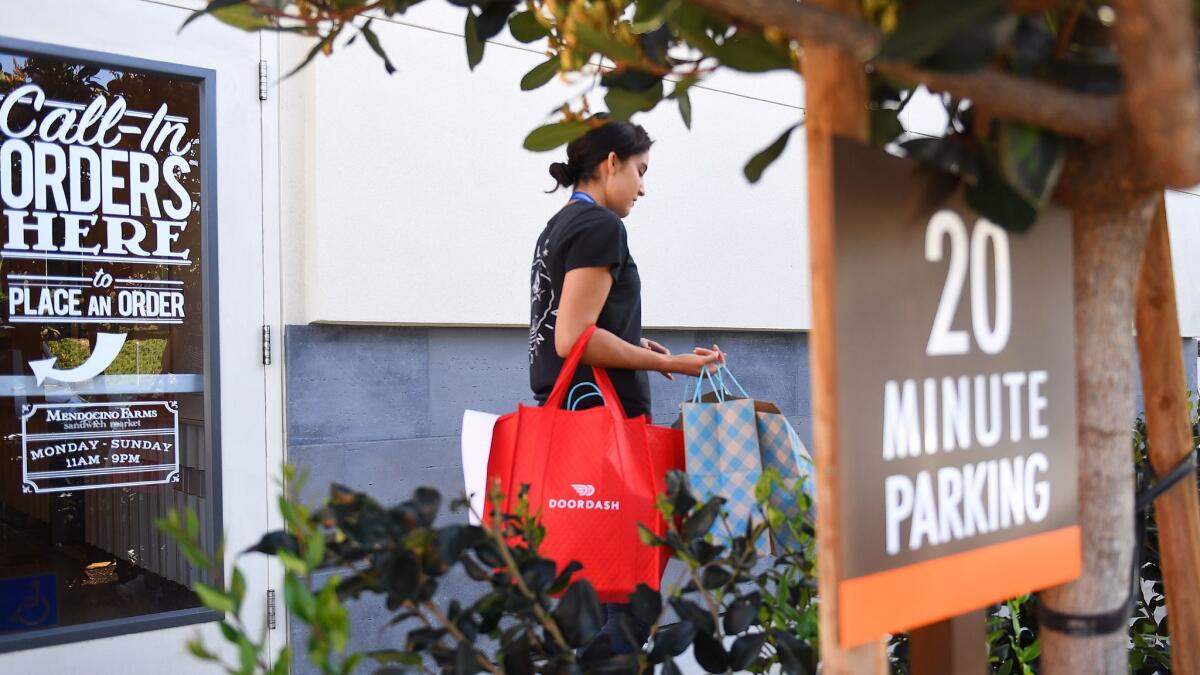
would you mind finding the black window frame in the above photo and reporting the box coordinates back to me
[0,34,223,654]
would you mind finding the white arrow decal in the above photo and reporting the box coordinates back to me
[29,332,127,385]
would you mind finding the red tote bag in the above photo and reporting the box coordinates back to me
[485,325,682,602]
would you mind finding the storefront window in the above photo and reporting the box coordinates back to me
[0,44,217,648]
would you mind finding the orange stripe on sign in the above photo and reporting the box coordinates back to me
[839,525,1081,648]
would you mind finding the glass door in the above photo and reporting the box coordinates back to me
[0,4,274,666]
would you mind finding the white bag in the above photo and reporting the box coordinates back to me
[460,410,499,525]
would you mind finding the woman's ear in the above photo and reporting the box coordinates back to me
[604,151,619,176]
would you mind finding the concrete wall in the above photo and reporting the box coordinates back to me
[284,324,811,668]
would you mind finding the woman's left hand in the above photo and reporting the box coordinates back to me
[641,338,674,379]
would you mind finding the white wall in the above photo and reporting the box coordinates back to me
[280,6,1200,336]
[1166,189,1200,337]
[280,3,809,330]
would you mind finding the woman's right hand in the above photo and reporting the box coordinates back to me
[665,345,725,377]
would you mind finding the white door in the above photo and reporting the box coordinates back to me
[0,1,279,672]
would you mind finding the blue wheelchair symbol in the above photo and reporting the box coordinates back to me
[0,574,58,631]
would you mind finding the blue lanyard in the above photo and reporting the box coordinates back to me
[570,191,597,205]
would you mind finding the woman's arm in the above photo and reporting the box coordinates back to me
[556,267,722,377]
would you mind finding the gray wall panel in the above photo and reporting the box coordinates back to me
[344,437,467,516]
[283,324,813,665]
[286,444,347,508]
[428,328,532,436]
[285,324,430,445]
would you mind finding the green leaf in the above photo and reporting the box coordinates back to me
[508,11,550,43]
[965,157,1037,232]
[185,509,200,540]
[339,653,364,675]
[180,0,246,32]
[669,76,697,129]
[370,650,424,665]
[869,107,904,147]
[668,4,720,56]
[193,581,237,615]
[724,591,762,634]
[475,2,513,41]
[651,621,697,659]
[997,122,1063,207]
[921,13,1018,73]
[285,32,335,79]
[237,633,258,674]
[572,23,643,65]
[317,578,350,653]
[272,647,291,675]
[523,120,590,152]
[729,632,768,671]
[1018,638,1041,662]
[278,549,309,577]
[638,522,666,547]
[876,0,1005,63]
[682,497,723,540]
[632,0,681,33]
[694,631,729,673]
[716,32,793,73]
[551,580,603,647]
[360,20,397,74]
[211,5,272,32]
[304,531,326,570]
[465,11,485,70]
[629,584,663,626]
[186,636,218,661]
[520,57,559,91]
[230,568,246,612]
[604,80,664,120]
[177,539,213,570]
[284,573,317,623]
[744,123,801,183]
[676,89,693,129]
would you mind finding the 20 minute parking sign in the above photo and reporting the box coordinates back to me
[831,140,1081,647]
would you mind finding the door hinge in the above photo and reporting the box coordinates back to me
[262,325,272,366]
[258,60,269,101]
[267,588,277,630]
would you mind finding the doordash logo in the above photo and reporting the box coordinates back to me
[549,483,618,511]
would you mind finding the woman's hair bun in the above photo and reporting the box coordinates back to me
[548,161,577,188]
[545,117,653,193]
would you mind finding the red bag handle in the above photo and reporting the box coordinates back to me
[544,325,629,419]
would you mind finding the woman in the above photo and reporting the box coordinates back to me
[528,115,723,654]
[530,116,723,414]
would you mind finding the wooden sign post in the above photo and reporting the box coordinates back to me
[810,136,1084,671]
[1135,195,1200,675]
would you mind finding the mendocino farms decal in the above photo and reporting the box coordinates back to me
[21,401,180,493]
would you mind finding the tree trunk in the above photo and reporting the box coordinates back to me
[1040,196,1156,674]
[1134,195,1200,675]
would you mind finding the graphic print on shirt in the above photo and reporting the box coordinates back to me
[529,241,556,364]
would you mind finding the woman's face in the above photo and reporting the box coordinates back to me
[603,151,648,218]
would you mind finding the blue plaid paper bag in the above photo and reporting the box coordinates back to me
[680,374,768,554]
[755,409,814,552]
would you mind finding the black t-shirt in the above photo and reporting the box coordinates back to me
[529,201,651,418]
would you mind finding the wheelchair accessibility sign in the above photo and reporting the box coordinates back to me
[0,574,57,631]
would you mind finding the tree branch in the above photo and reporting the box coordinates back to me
[688,0,1120,143]
[1112,0,1200,187]
[875,61,1118,143]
